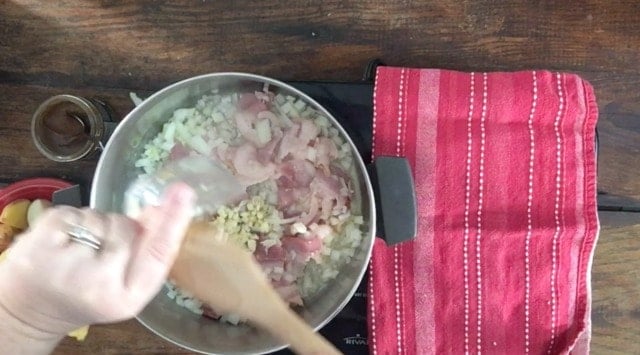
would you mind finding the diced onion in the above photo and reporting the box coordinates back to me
[255,119,272,146]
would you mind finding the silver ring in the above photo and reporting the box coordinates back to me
[67,224,102,250]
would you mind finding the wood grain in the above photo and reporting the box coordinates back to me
[591,212,640,355]
[53,320,190,355]
[1,1,639,353]
[1,0,639,204]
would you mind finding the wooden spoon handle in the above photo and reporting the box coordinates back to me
[253,302,342,355]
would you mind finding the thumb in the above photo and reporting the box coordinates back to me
[126,183,195,293]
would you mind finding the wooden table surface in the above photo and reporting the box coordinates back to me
[1,1,639,354]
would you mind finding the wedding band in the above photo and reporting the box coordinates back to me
[67,224,102,250]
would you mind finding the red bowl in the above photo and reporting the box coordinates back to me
[0,178,73,211]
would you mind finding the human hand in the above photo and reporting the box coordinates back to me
[0,183,195,340]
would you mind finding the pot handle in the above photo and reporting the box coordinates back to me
[367,156,417,245]
[91,97,119,149]
[98,93,146,148]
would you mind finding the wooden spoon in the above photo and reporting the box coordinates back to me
[169,221,342,355]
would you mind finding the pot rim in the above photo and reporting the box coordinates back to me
[90,72,376,354]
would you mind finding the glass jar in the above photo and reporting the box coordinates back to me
[31,94,113,162]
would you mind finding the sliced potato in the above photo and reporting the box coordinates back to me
[27,199,52,227]
[0,223,17,252]
[68,325,90,341]
[0,199,30,230]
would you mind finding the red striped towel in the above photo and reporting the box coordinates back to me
[367,67,599,354]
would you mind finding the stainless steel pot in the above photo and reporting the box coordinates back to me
[90,73,416,354]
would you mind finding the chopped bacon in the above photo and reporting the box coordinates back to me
[259,259,286,272]
[277,186,309,209]
[275,166,351,225]
[278,159,315,188]
[169,143,190,161]
[256,234,324,308]
[202,305,221,320]
[277,120,319,161]
[282,235,323,254]
[235,97,279,148]
[298,119,320,143]
[330,163,351,185]
[215,145,234,167]
[311,172,343,200]
[299,172,349,222]
[276,160,316,212]
[254,91,273,103]
[309,223,332,239]
[231,144,276,186]
[277,186,296,209]
[256,130,282,165]
[254,242,288,281]
[314,137,339,174]
[255,243,285,262]
[299,195,320,225]
[283,205,304,219]
[257,110,281,129]
[278,123,302,160]
[237,93,268,114]
[235,111,264,147]
[283,254,307,279]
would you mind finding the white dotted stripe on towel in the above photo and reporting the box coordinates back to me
[396,68,405,156]
[394,247,403,354]
[475,72,488,354]
[369,68,380,355]
[524,71,538,353]
[399,244,407,352]
[371,68,380,162]
[369,257,378,355]
[400,68,410,352]
[547,72,564,355]
[463,72,475,354]
[393,68,406,354]
[402,69,410,157]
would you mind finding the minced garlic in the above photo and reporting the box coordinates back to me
[210,196,280,252]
